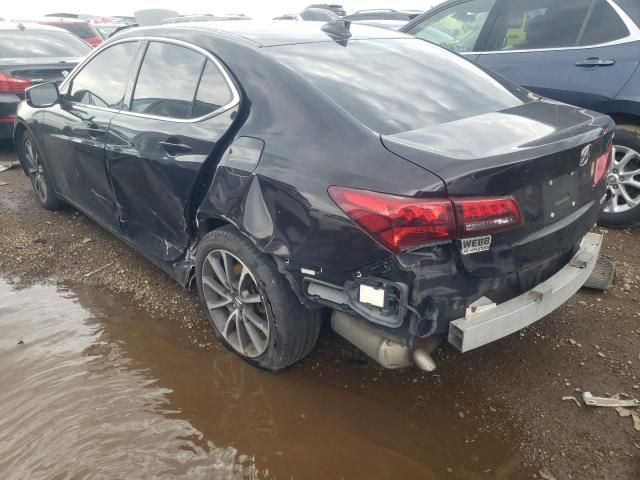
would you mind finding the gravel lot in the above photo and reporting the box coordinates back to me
[1,141,639,479]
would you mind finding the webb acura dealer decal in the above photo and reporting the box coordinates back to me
[460,235,492,255]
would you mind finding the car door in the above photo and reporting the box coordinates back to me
[476,0,640,111]
[402,0,505,60]
[40,41,140,229]
[106,40,240,262]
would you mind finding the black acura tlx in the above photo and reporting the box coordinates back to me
[15,20,612,371]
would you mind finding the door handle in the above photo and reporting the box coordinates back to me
[159,140,192,156]
[575,58,615,68]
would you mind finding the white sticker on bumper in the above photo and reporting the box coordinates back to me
[460,235,492,255]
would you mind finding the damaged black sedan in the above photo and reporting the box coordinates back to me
[15,21,612,371]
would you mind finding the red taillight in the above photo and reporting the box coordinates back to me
[328,186,455,253]
[453,196,522,237]
[593,141,612,186]
[328,187,523,253]
[0,73,31,94]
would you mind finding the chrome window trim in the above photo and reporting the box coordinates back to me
[61,36,240,123]
[454,0,640,55]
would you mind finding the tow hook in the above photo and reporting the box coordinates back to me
[331,311,439,372]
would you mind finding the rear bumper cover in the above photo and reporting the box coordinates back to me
[448,232,602,352]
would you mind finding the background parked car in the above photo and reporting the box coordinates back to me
[31,17,103,47]
[349,19,409,30]
[0,21,90,140]
[345,9,423,22]
[300,8,340,21]
[402,0,640,226]
[274,14,302,21]
[160,14,251,24]
[306,4,347,16]
[93,23,124,40]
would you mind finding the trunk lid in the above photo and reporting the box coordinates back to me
[382,100,612,279]
[2,58,80,86]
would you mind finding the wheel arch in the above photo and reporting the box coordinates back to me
[197,216,234,240]
[608,113,640,128]
[12,121,32,175]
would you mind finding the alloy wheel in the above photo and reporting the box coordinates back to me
[604,145,640,214]
[24,138,48,203]
[201,249,270,358]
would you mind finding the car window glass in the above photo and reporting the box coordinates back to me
[190,60,233,118]
[131,42,205,119]
[48,22,95,38]
[270,38,529,135]
[69,42,137,109]
[580,0,629,45]
[495,0,591,51]
[408,0,496,53]
[0,31,91,58]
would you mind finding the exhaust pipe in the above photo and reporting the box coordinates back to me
[331,311,437,372]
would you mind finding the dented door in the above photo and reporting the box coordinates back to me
[105,41,239,262]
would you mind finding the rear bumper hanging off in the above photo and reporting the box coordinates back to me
[448,232,603,353]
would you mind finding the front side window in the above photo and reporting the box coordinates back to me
[408,0,496,52]
[69,42,137,109]
[131,42,205,119]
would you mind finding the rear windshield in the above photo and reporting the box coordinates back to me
[96,25,117,38]
[269,38,530,134]
[47,22,96,38]
[0,30,91,58]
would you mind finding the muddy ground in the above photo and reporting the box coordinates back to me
[1,141,639,479]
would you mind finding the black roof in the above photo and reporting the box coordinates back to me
[153,20,408,47]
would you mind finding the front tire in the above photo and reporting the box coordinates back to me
[195,226,322,371]
[20,131,63,211]
[600,125,640,227]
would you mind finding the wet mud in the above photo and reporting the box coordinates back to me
[0,279,537,479]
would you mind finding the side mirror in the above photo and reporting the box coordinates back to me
[25,82,60,108]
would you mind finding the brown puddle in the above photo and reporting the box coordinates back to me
[0,279,536,479]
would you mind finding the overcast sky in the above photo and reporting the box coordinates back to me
[3,0,441,19]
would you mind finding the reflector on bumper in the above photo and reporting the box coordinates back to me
[448,232,603,352]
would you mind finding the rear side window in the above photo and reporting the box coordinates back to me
[495,0,591,50]
[131,42,205,120]
[580,0,629,45]
[191,60,234,118]
[0,31,90,58]
[69,42,137,109]
[408,0,496,53]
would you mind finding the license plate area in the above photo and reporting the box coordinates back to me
[542,173,580,221]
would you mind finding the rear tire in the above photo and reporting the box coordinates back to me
[19,131,63,211]
[195,225,322,371]
[600,125,640,227]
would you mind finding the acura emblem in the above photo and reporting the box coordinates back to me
[579,144,592,167]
